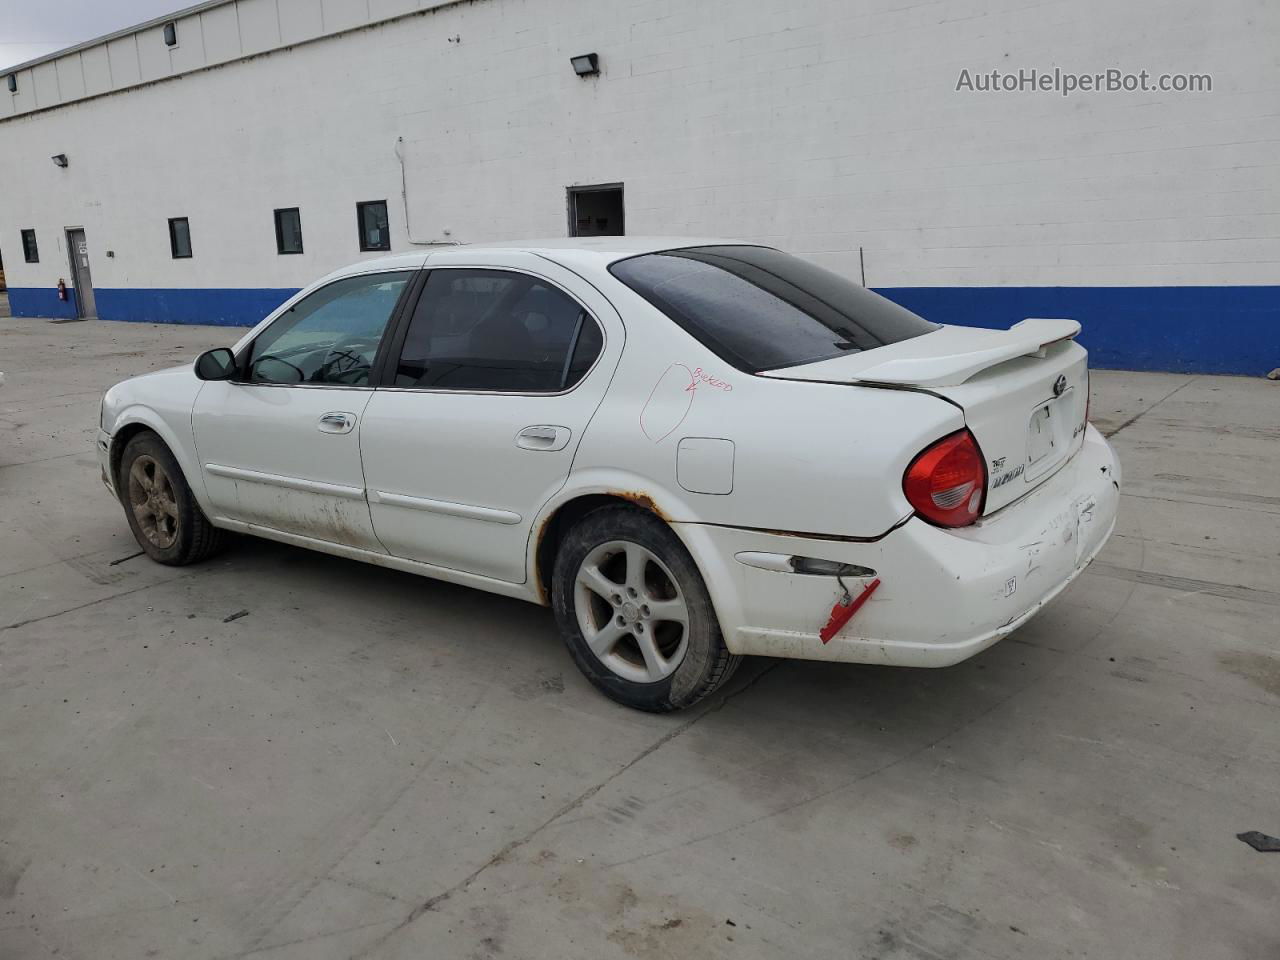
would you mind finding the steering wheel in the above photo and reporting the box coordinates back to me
[319,335,381,385]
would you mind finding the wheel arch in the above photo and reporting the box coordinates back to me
[532,484,695,607]
[108,407,210,514]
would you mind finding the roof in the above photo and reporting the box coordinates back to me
[3,0,235,75]
[477,237,745,260]
[330,238,752,280]
[1,0,473,122]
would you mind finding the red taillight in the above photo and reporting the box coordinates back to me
[903,429,987,528]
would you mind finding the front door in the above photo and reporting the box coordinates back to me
[66,229,96,318]
[191,269,416,550]
[360,253,620,583]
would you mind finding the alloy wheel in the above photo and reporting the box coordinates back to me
[127,455,180,549]
[574,540,690,683]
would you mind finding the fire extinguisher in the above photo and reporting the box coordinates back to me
[57,278,67,301]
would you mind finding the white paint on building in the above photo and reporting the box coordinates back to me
[0,0,1276,371]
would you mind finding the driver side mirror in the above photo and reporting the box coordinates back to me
[194,348,238,381]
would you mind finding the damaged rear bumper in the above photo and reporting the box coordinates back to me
[679,424,1120,667]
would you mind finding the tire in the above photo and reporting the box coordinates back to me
[117,431,226,566]
[552,505,740,712]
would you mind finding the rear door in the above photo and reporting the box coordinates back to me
[360,253,622,582]
[191,269,415,549]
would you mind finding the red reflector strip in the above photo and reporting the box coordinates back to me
[819,578,881,644]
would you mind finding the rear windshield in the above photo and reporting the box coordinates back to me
[610,245,937,372]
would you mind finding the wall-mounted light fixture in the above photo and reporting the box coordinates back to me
[51,153,69,168]
[6,74,16,93]
[570,53,600,78]
[163,22,177,46]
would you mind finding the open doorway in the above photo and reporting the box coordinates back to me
[567,183,624,237]
[65,228,97,319]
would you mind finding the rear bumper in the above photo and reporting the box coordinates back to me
[679,424,1120,666]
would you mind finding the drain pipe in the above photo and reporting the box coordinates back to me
[395,137,462,246]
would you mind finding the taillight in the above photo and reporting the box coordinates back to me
[903,429,987,528]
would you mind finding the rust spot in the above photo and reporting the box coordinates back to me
[615,490,670,522]
[533,513,555,606]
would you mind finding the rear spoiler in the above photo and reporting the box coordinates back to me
[845,318,1081,388]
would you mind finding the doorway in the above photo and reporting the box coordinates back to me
[66,228,97,319]
[567,184,624,237]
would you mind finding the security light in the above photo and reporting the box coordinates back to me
[163,22,177,46]
[570,53,599,77]
[6,74,15,93]
[51,153,69,168]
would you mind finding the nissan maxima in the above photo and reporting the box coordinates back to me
[98,239,1120,711]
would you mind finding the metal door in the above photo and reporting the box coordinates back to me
[66,229,97,318]
[360,252,623,583]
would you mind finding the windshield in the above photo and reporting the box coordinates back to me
[610,245,937,372]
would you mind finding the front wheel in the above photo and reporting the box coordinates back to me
[118,431,226,565]
[552,506,739,712]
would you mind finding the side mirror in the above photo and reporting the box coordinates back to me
[194,348,238,381]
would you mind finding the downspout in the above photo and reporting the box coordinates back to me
[395,136,462,246]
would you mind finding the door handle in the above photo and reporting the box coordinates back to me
[318,411,356,434]
[516,425,571,451]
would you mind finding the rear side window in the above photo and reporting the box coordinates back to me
[392,269,603,392]
[610,245,937,372]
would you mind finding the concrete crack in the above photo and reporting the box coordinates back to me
[351,660,782,958]
[1101,377,1196,439]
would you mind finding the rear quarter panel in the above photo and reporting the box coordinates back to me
[569,282,964,539]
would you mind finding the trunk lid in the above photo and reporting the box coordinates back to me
[760,318,1090,513]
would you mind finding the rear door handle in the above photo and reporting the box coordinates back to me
[516,425,571,451]
[318,411,356,434]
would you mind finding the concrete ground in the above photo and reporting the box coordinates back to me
[1,316,1278,960]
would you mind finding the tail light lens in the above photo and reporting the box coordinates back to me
[903,429,987,527]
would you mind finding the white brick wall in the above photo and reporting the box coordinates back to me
[1,0,1276,293]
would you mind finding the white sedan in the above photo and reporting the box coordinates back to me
[99,239,1120,711]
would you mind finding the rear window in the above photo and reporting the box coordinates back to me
[610,245,937,372]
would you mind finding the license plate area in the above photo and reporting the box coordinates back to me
[1025,388,1074,483]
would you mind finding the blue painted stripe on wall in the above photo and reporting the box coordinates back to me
[874,285,1279,377]
[95,287,300,327]
[8,283,1276,375]
[7,286,79,319]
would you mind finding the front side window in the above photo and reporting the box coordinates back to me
[357,200,390,252]
[274,207,303,254]
[247,271,412,386]
[392,269,603,392]
[20,229,38,262]
[610,245,938,373]
[168,217,192,259]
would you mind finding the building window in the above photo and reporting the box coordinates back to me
[168,217,192,259]
[274,207,304,254]
[567,183,624,237]
[163,22,177,46]
[21,229,38,263]
[357,200,390,252]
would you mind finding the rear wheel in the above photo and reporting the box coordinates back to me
[118,432,225,565]
[552,506,739,712]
